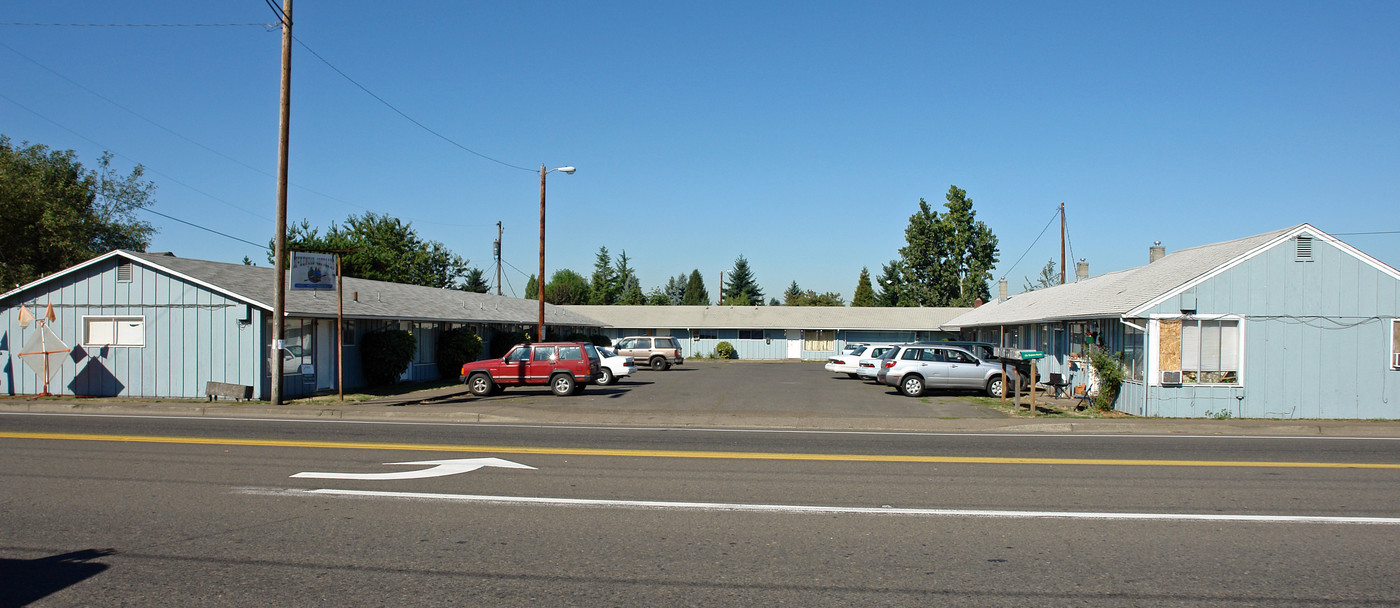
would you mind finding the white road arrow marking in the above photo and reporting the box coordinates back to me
[290,457,535,480]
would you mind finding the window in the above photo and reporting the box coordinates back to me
[505,347,530,362]
[1392,319,1399,370]
[943,349,976,364]
[1167,318,1240,384]
[804,330,834,352]
[342,320,357,346]
[413,322,437,364]
[84,316,144,347]
[738,329,763,340]
[693,329,718,340]
[656,337,679,349]
[1122,323,1145,381]
[558,345,583,361]
[532,346,557,361]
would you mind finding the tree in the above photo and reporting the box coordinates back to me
[682,269,709,305]
[276,212,473,289]
[588,246,617,305]
[890,186,999,306]
[524,274,538,300]
[782,281,803,306]
[613,250,646,304]
[722,255,764,306]
[663,273,688,305]
[1023,259,1058,292]
[461,267,490,293]
[1,136,156,288]
[646,288,671,305]
[875,261,903,307]
[851,267,876,307]
[544,269,590,305]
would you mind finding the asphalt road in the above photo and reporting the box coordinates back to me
[4,413,1400,606]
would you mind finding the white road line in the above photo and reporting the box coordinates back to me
[238,487,1400,525]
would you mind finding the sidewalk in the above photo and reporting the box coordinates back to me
[3,389,1398,437]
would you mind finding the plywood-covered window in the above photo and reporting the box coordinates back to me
[804,330,834,352]
[84,316,144,347]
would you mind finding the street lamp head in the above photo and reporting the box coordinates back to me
[557,166,576,174]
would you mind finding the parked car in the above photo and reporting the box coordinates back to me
[929,340,998,361]
[460,341,600,396]
[595,346,637,386]
[826,344,898,378]
[612,336,684,370]
[876,343,1017,398]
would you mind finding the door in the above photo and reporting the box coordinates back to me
[785,330,801,359]
[316,319,335,391]
[941,348,983,389]
[526,345,558,385]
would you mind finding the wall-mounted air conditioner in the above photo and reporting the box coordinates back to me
[1161,370,1183,385]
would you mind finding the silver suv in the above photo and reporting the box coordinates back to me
[876,343,1017,398]
[612,336,684,371]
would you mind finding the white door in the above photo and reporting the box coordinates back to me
[786,329,802,359]
[316,319,335,391]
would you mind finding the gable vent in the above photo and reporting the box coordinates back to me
[1295,235,1313,261]
[117,261,133,282]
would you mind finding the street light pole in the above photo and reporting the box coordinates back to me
[537,164,575,342]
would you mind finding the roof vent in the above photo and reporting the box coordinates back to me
[1296,235,1313,261]
[117,261,133,282]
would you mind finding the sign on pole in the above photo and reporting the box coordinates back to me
[290,251,337,291]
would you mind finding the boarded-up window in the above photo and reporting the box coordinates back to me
[84,316,144,347]
[804,330,834,352]
[1158,320,1181,371]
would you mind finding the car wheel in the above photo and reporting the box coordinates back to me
[650,357,666,371]
[900,374,925,397]
[986,375,1005,398]
[551,374,576,396]
[597,367,614,386]
[467,374,494,397]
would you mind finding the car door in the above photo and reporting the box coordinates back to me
[526,345,558,384]
[941,348,984,388]
[498,345,530,384]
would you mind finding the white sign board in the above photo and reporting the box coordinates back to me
[290,252,336,291]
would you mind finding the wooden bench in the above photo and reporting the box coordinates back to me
[205,381,253,402]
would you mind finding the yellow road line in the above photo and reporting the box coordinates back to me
[4,431,1399,469]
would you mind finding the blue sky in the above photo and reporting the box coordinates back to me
[3,1,1397,301]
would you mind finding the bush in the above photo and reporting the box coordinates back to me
[489,330,530,358]
[1087,346,1126,411]
[436,327,483,379]
[361,329,416,386]
[714,341,737,359]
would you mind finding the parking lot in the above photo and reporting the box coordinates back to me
[458,360,1006,420]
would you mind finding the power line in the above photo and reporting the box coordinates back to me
[292,36,535,173]
[998,207,1061,282]
[0,22,271,27]
[139,207,269,250]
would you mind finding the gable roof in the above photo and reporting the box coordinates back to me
[562,305,969,330]
[945,223,1333,328]
[2,250,603,327]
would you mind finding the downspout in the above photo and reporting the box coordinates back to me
[1119,317,1148,416]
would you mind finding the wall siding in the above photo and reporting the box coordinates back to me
[1142,236,1400,419]
[1,258,258,398]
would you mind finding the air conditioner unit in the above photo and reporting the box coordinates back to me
[1393,353,1400,370]
[1161,370,1183,385]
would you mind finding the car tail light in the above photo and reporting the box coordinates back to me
[883,359,897,369]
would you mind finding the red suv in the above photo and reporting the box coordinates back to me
[461,342,601,396]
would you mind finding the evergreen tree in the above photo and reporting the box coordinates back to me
[617,274,646,304]
[682,269,709,305]
[588,246,617,305]
[722,255,764,306]
[613,250,638,301]
[768,297,781,306]
[664,273,688,305]
[798,290,845,306]
[646,287,672,305]
[524,274,538,300]
[852,267,876,307]
[460,267,490,293]
[782,281,803,306]
[875,261,903,307]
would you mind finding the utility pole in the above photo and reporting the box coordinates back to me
[271,0,292,405]
[719,271,724,305]
[495,221,503,296]
[1059,203,1066,286]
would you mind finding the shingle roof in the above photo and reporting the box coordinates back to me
[120,251,602,327]
[944,225,1301,328]
[561,305,969,330]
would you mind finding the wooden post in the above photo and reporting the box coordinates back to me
[1000,360,1008,406]
[1028,360,1037,416]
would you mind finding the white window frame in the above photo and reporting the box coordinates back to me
[1150,314,1243,386]
[1391,319,1399,371]
[83,315,145,347]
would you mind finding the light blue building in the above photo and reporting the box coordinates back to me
[0,250,601,400]
[563,305,967,360]
[945,224,1400,419]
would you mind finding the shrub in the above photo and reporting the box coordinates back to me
[1087,346,1126,411]
[361,329,416,386]
[714,341,737,359]
[489,330,530,358]
[436,327,483,379]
